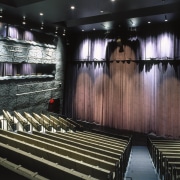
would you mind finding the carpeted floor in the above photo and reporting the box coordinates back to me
[124,146,160,180]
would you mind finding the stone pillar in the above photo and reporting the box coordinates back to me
[55,37,65,114]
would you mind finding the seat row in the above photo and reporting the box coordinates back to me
[148,136,180,180]
[2,110,82,132]
[0,128,131,179]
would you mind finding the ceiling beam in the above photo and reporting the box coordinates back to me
[61,2,180,27]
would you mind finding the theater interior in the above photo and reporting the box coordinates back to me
[0,0,180,179]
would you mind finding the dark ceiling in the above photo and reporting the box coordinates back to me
[0,0,180,36]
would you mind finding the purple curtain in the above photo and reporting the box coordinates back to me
[20,63,36,75]
[4,63,13,75]
[64,25,180,138]
[0,63,36,76]
[23,31,35,41]
[8,26,20,39]
[64,61,180,138]
[8,26,35,41]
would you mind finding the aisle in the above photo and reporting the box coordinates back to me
[124,146,160,180]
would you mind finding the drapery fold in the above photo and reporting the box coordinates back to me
[64,61,180,138]
[0,63,36,76]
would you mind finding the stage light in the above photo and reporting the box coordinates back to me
[22,16,26,25]
[71,6,75,10]
[0,9,3,18]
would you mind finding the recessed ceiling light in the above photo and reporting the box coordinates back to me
[148,21,151,24]
[40,12,44,16]
[82,29,84,32]
[71,6,75,10]
[100,10,104,13]
[93,28,96,31]
[111,0,115,2]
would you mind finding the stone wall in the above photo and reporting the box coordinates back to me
[0,80,60,113]
[0,37,65,115]
[55,37,65,114]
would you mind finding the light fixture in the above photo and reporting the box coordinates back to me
[71,6,75,10]
[129,19,134,26]
[55,26,58,34]
[164,15,168,22]
[40,12,44,16]
[40,22,44,30]
[82,29,84,32]
[0,9,3,18]
[148,21,151,24]
[93,28,96,31]
[62,29,66,36]
[22,16,26,25]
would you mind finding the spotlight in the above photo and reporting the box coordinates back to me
[55,26,58,35]
[71,6,75,10]
[62,29,66,36]
[0,9,3,18]
[40,22,44,30]
[22,16,26,25]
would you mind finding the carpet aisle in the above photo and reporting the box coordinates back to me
[124,146,160,180]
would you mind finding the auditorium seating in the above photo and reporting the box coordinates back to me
[24,112,42,131]
[2,110,81,133]
[0,139,96,180]
[0,156,48,180]
[1,110,132,179]
[41,113,61,131]
[2,110,16,131]
[50,115,70,132]
[66,117,84,131]
[148,136,180,180]
[14,111,30,131]
[33,112,52,131]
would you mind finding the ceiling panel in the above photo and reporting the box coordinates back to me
[0,0,179,34]
[0,0,45,7]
